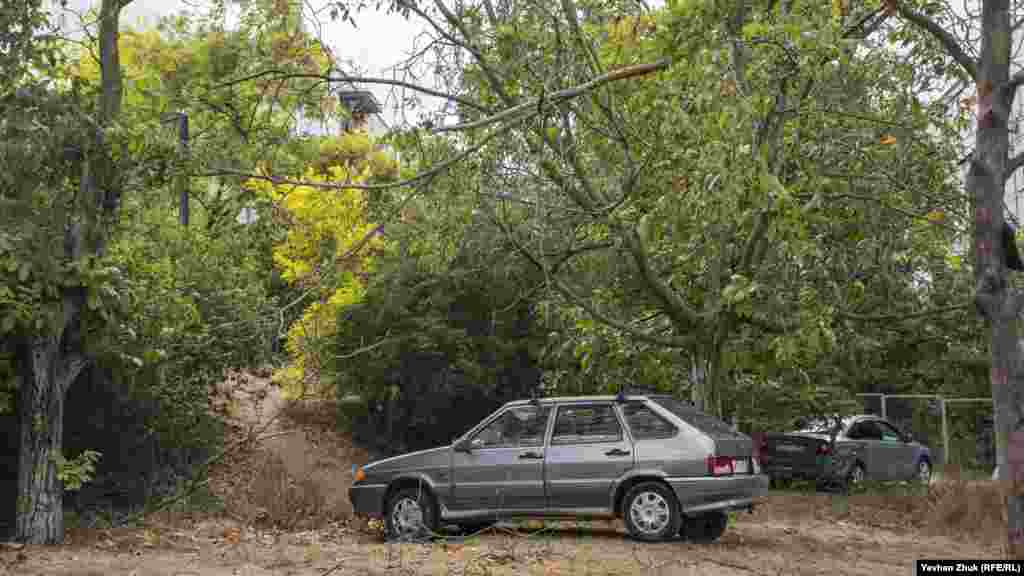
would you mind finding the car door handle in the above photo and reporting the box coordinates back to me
[518,451,543,460]
[605,448,631,457]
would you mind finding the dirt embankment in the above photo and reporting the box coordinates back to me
[0,372,1009,575]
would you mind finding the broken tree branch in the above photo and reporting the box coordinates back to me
[434,59,671,133]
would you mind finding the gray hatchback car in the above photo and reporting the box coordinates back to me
[349,394,769,542]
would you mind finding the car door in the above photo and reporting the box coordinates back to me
[876,420,916,480]
[544,402,634,511]
[845,419,884,479]
[451,405,552,512]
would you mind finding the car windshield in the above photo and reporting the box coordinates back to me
[795,417,851,435]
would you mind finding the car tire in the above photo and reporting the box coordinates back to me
[916,458,931,484]
[384,486,439,542]
[622,482,682,542]
[682,510,728,543]
[844,462,866,492]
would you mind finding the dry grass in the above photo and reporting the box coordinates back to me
[246,451,333,530]
[922,466,1006,543]
[762,465,1008,546]
[203,374,372,532]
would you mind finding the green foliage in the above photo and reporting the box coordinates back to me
[329,194,546,451]
[419,0,971,422]
[52,450,101,492]
[105,202,276,449]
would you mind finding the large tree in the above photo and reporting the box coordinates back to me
[1,0,125,544]
[890,0,1024,557]
[330,0,963,417]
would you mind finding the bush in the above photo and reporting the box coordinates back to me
[331,237,545,456]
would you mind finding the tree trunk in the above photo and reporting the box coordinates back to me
[14,336,66,544]
[12,0,122,545]
[973,0,1024,559]
[689,351,707,411]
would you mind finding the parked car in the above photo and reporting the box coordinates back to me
[349,394,768,542]
[760,415,931,490]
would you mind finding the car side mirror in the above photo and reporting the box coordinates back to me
[454,439,472,453]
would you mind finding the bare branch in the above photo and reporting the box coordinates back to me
[836,304,968,322]
[1000,69,1024,105]
[500,219,697,349]
[435,59,670,133]
[622,226,702,330]
[426,0,513,104]
[213,69,492,114]
[1005,151,1024,183]
[895,3,978,82]
[201,117,517,192]
[337,335,398,359]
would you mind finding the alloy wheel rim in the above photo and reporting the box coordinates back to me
[391,497,424,537]
[629,491,671,535]
[852,465,865,484]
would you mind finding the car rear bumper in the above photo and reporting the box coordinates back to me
[761,462,826,481]
[667,474,769,515]
[349,483,388,518]
[762,456,849,484]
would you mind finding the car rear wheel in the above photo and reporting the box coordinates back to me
[917,459,931,484]
[682,510,728,543]
[622,482,682,542]
[385,487,438,541]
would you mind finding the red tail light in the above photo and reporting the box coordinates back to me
[707,455,735,476]
[816,443,831,456]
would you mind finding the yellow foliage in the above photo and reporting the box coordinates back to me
[927,209,945,224]
[247,133,393,399]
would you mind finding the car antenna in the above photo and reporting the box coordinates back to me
[615,382,626,403]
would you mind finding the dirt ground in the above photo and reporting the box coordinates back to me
[0,373,1007,575]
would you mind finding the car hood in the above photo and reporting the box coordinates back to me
[364,446,451,473]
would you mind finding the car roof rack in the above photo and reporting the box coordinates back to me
[615,385,664,403]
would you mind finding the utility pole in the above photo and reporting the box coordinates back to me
[176,113,189,227]
[161,112,189,226]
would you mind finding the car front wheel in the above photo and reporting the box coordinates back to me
[844,462,866,492]
[682,510,728,543]
[384,486,438,541]
[622,482,682,542]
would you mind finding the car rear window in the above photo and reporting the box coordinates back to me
[650,397,746,438]
[621,402,677,440]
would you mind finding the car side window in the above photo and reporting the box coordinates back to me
[878,421,904,442]
[471,406,551,449]
[849,421,882,440]
[551,404,622,445]
[621,402,677,440]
